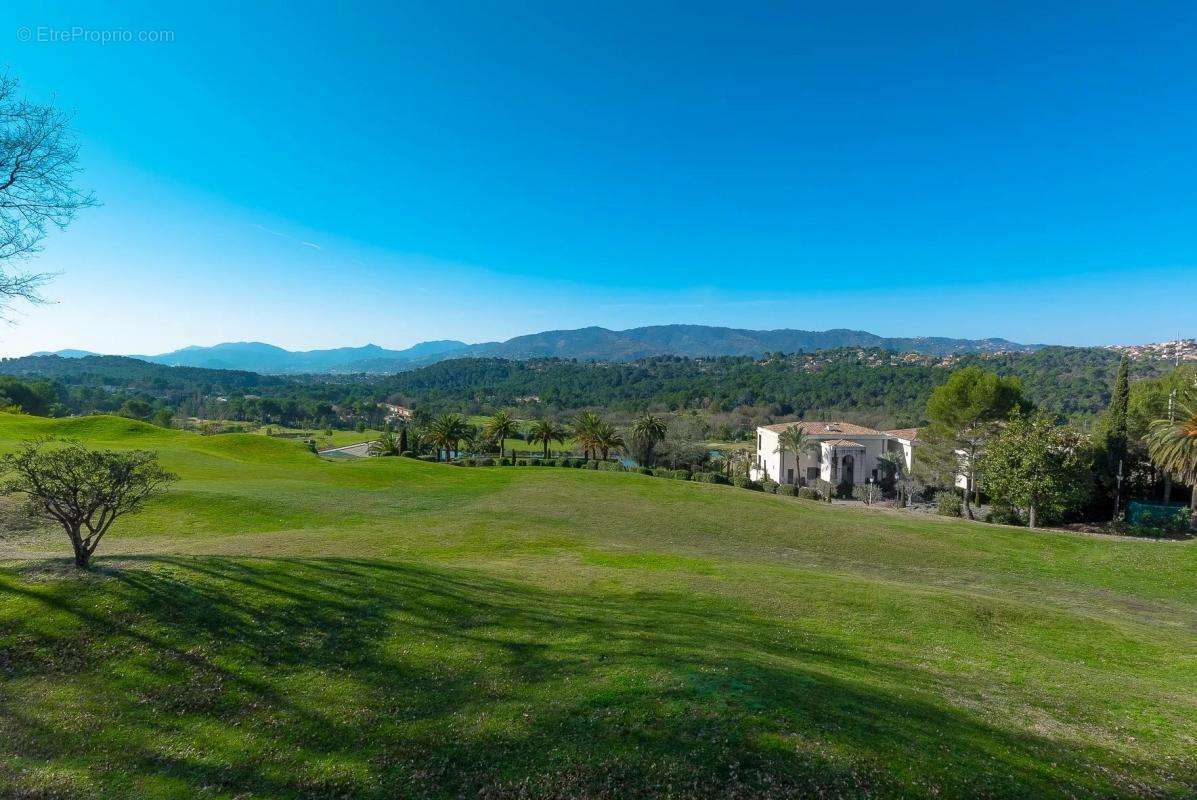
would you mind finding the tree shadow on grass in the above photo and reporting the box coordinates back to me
[0,555,1191,799]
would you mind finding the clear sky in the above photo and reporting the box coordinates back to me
[1,1,1194,356]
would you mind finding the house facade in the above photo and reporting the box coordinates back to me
[750,421,919,487]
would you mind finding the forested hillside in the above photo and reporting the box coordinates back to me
[0,346,1174,430]
[378,346,1166,425]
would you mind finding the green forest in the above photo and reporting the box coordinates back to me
[0,346,1179,433]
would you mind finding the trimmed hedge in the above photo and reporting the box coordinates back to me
[797,487,821,500]
[777,484,799,497]
[732,476,763,491]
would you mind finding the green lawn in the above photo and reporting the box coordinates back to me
[0,413,1193,799]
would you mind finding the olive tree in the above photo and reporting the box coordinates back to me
[978,411,1093,528]
[2,439,176,568]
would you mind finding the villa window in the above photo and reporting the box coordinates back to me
[807,467,818,480]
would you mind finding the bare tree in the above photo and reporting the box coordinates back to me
[0,72,97,319]
[3,439,176,568]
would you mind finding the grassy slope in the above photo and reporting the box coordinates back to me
[0,413,1193,799]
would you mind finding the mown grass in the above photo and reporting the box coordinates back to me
[0,413,1194,799]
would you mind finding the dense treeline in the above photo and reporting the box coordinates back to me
[0,347,1178,431]
[377,347,1169,426]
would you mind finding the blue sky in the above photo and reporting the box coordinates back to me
[0,1,1194,355]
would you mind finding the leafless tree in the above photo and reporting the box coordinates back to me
[0,72,97,319]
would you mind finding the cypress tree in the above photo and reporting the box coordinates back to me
[398,425,408,454]
[1107,355,1130,469]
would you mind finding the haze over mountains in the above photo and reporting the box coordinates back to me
[30,325,1042,374]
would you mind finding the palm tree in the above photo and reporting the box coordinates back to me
[368,428,401,457]
[528,418,566,458]
[594,421,626,461]
[630,414,668,467]
[483,410,519,459]
[460,425,482,455]
[774,424,817,484]
[572,411,602,460]
[1147,393,1197,527]
[727,449,752,479]
[428,413,470,461]
[406,427,427,456]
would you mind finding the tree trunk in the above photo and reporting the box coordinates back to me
[1162,474,1172,502]
[962,477,973,520]
[1028,505,1038,528]
[73,547,90,569]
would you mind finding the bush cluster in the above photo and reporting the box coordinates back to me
[935,490,963,517]
[985,504,1024,525]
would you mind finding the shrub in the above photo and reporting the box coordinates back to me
[810,479,834,501]
[797,487,821,500]
[543,458,558,467]
[637,466,654,476]
[777,484,799,497]
[708,473,730,485]
[476,457,495,467]
[516,459,529,466]
[733,475,763,491]
[418,455,438,462]
[499,457,513,466]
[598,461,625,472]
[851,484,881,505]
[585,460,601,470]
[986,503,1024,526]
[835,481,854,499]
[400,451,414,458]
[761,478,779,494]
[692,472,713,483]
[936,490,963,517]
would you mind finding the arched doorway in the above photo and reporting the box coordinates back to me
[842,454,855,486]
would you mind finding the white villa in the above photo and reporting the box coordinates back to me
[750,421,920,487]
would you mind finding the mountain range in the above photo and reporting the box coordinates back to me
[28,325,1041,374]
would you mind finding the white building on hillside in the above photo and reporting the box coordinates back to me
[750,421,920,487]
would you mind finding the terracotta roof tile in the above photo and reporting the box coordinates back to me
[884,428,920,441]
[760,420,883,436]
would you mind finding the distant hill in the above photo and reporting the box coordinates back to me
[30,349,99,359]
[0,354,286,391]
[131,340,469,374]
[465,325,1040,362]
[22,326,1040,374]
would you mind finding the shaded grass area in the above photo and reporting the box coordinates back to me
[0,414,1195,798]
[2,556,1191,799]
